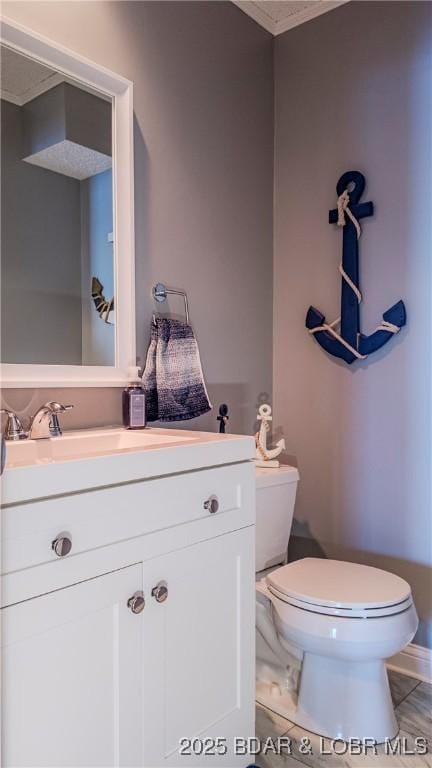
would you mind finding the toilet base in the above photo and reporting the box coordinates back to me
[256,652,398,743]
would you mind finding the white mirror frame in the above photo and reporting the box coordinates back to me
[0,17,136,387]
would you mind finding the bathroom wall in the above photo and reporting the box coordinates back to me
[273,1,432,647]
[22,82,112,158]
[1,1,274,435]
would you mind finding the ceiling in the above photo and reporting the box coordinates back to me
[0,45,109,105]
[232,0,350,35]
[0,45,63,105]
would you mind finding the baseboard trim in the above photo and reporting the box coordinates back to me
[387,643,432,684]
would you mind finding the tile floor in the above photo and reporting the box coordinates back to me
[255,671,432,768]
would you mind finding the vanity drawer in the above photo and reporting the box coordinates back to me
[1,462,254,575]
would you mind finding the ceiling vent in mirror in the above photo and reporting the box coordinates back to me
[24,140,111,180]
[22,82,111,180]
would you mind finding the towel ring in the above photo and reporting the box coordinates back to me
[152,283,190,324]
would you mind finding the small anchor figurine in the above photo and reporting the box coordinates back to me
[306,170,406,364]
[255,404,285,469]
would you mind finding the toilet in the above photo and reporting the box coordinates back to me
[255,466,418,742]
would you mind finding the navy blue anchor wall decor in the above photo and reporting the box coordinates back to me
[306,171,406,364]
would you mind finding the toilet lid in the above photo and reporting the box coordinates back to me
[267,558,412,612]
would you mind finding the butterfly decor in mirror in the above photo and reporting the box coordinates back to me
[0,20,135,387]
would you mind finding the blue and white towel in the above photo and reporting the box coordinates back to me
[142,318,212,422]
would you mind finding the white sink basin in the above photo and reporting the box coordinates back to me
[5,427,195,468]
[1,426,255,507]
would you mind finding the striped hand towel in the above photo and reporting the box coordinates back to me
[143,318,212,422]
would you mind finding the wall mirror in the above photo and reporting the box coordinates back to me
[0,18,135,387]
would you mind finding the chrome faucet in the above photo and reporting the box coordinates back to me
[0,409,27,441]
[29,402,73,440]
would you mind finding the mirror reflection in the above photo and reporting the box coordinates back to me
[1,45,115,366]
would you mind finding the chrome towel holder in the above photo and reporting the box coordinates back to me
[152,283,190,325]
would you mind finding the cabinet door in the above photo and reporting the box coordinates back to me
[142,526,255,767]
[1,564,144,768]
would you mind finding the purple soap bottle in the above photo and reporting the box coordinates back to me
[122,377,146,429]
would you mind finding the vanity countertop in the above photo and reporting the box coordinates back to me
[1,426,255,506]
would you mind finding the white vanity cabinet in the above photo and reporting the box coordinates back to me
[141,527,254,767]
[2,564,145,768]
[1,436,255,768]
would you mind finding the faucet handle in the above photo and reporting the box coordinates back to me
[0,409,27,441]
[46,403,73,437]
[44,402,74,413]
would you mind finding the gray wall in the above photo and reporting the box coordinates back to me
[273,1,432,646]
[64,84,111,157]
[1,99,83,364]
[1,1,274,436]
[23,83,111,157]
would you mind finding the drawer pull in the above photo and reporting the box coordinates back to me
[51,534,72,557]
[204,495,219,514]
[151,581,168,603]
[127,591,145,614]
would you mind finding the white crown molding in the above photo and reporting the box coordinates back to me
[388,643,432,684]
[275,0,350,35]
[233,1,350,36]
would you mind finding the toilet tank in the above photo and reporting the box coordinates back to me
[255,465,299,573]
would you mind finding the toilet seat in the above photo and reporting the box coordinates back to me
[268,585,413,618]
[266,558,413,619]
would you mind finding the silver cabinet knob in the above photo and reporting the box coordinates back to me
[204,495,219,514]
[51,534,72,557]
[127,591,145,614]
[151,581,168,603]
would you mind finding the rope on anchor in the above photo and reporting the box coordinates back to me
[337,188,361,239]
[309,188,401,359]
[309,316,367,360]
